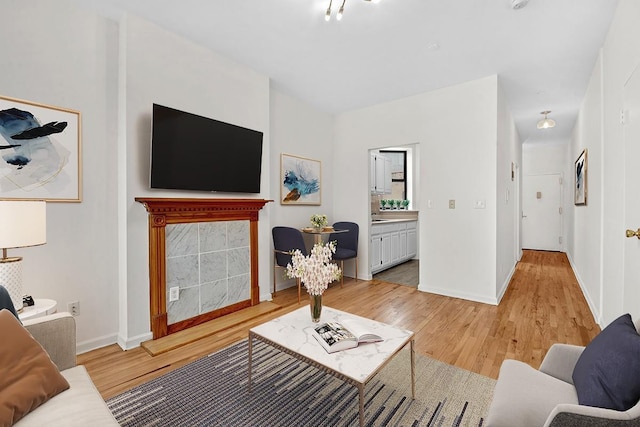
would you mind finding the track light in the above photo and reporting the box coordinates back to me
[337,0,346,20]
[325,0,332,21]
[325,0,379,21]
[537,111,556,129]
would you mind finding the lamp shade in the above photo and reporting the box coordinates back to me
[0,201,46,250]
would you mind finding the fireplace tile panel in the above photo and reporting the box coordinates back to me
[166,223,198,257]
[167,286,199,324]
[166,254,199,290]
[201,278,229,312]
[200,251,228,283]
[166,220,251,325]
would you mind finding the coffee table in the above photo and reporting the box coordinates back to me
[248,306,415,426]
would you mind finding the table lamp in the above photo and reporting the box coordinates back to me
[0,200,46,312]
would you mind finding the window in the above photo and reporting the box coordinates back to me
[380,150,406,201]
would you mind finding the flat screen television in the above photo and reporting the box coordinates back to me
[150,104,263,193]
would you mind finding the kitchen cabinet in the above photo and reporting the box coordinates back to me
[370,153,391,195]
[370,220,417,274]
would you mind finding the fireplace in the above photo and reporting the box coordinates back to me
[135,198,271,339]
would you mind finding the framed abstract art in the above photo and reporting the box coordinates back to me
[574,149,587,205]
[0,95,82,202]
[280,153,321,205]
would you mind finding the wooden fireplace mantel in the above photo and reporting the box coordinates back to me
[135,197,272,339]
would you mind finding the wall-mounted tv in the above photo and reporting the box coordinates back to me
[150,104,263,193]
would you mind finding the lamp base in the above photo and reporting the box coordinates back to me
[0,256,24,313]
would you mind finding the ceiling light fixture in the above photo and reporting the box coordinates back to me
[537,111,556,129]
[325,0,333,21]
[325,0,380,21]
[511,0,529,10]
[337,0,346,20]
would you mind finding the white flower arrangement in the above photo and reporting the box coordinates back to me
[286,241,341,296]
[310,214,328,229]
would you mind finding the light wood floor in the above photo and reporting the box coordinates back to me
[78,250,600,400]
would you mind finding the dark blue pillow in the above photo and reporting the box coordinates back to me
[572,313,640,411]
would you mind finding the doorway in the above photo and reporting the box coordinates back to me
[623,62,640,319]
[368,144,419,286]
[522,173,563,251]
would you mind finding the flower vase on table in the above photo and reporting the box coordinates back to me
[286,241,341,323]
[309,294,322,323]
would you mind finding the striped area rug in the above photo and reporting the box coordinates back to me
[107,339,495,426]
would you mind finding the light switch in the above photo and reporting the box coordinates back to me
[449,200,455,209]
[474,200,486,209]
[536,191,542,199]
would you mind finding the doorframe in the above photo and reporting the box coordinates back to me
[515,162,522,261]
[521,172,564,252]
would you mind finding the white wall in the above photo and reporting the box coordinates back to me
[334,76,507,304]
[566,0,640,327]
[269,89,335,289]
[599,0,640,325]
[121,15,272,347]
[495,81,522,301]
[0,0,120,351]
[567,51,604,322]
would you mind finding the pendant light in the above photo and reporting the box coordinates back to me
[537,111,556,129]
[325,0,380,21]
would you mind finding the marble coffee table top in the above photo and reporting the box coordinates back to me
[249,306,414,384]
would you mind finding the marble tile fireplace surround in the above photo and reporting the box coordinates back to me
[136,198,271,339]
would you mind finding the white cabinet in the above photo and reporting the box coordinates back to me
[370,153,392,195]
[407,222,417,258]
[371,220,417,274]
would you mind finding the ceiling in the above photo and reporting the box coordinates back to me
[83,0,619,145]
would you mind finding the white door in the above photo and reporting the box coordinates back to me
[522,174,562,251]
[623,64,640,318]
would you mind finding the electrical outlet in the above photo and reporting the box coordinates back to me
[449,199,456,209]
[68,301,80,316]
[169,286,180,302]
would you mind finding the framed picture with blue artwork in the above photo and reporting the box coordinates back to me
[0,95,81,202]
[574,149,587,205]
[280,153,321,205]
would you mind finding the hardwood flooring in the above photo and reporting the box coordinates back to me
[373,259,419,287]
[78,250,600,400]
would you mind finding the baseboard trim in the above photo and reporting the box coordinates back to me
[116,331,153,351]
[418,284,498,306]
[566,252,602,327]
[77,333,119,355]
[496,263,517,304]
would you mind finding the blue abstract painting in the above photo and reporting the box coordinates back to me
[281,154,321,205]
[0,96,80,201]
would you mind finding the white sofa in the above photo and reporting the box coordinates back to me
[16,312,118,426]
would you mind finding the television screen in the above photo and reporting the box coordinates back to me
[150,104,263,193]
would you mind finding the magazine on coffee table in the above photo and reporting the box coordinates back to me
[312,319,384,353]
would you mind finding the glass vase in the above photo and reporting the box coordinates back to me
[309,294,322,323]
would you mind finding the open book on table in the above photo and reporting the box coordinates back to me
[312,319,383,353]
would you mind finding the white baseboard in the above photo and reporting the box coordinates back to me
[116,331,153,351]
[496,263,517,304]
[566,252,602,327]
[418,284,498,306]
[76,333,119,355]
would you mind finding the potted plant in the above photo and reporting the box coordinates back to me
[402,200,410,210]
[310,214,328,230]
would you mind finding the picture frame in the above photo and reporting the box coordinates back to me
[0,95,82,202]
[574,149,587,205]
[280,153,321,205]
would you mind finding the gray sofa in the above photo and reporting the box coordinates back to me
[15,312,118,426]
[486,341,640,426]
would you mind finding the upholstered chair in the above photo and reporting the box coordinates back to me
[272,226,307,303]
[328,221,359,287]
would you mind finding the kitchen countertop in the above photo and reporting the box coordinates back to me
[370,218,418,224]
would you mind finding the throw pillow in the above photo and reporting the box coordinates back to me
[0,309,70,426]
[572,313,640,411]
